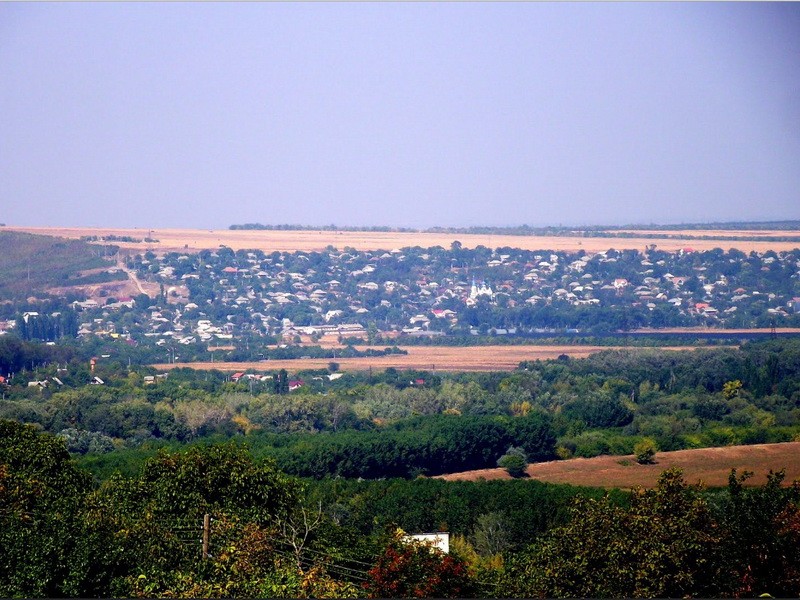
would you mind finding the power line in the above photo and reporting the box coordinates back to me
[278,543,377,569]
[269,547,370,582]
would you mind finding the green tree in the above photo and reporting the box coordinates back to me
[90,444,302,596]
[0,420,100,597]
[717,469,800,597]
[723,379,743,399]
[274,369,289,395]
[473,511,511,556]
[506,469,722,598]
[633,437,657,464]
[497,446,528,478]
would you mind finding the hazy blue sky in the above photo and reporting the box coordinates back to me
[1,3,799,229]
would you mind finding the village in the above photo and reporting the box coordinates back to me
[6,243,798,358]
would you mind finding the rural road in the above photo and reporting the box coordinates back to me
[118,261,149,297]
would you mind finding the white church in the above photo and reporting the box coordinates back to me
[468,278,494,304]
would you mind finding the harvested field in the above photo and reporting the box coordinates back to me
[7,226,800,254]
[436,442,800,489]
[153,345,706,373]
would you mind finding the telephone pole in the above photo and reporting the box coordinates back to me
[202,513,210,559]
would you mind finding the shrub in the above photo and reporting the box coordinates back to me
[634,438,658,464]
[365,537,473,598]
[497,446,528,477]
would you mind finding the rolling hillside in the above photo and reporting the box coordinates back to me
[0,230,117,299]
[436,441,800,488]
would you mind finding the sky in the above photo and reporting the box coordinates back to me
[1,3,799,230]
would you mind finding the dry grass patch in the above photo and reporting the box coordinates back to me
[436,442,800,488]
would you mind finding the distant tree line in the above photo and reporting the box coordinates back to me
[0,335,77,375]
[230,220,800,237]
[80,234,144,243]
[250,413,557,479]
[229,223,417,232]
[15,310,79,342]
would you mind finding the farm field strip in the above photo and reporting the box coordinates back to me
[152,344,710,373]
[608,228,800,239]
[8,226,800,253]
[436,441,800,488]
[631,327,800,334]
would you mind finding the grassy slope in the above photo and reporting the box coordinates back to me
[436,441,800,489]
[0,230,115,299]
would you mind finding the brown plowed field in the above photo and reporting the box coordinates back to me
[153,345,706,373]
[7,226,800,254]
[436,442,800,489]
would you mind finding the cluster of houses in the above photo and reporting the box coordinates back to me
[5,244,799,347]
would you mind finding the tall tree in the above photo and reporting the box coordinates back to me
[0,420,97,597]
[505,469,722,598]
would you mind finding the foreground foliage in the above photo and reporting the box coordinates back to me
[364,534,473,598]
[505,469,722,597]
[3,420,800,598]
[0,420,95,597]
[504,468,800,598]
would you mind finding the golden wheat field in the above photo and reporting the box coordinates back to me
[7,226,800,254]
[152,344,707,373]
[436,442,800,489]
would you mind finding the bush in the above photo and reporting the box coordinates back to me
[634,438,657,464]
[570,431,611,458]
[365,536,473,598]
[497,446,528,477]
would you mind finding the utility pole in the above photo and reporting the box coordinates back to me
[202,513,211,559]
